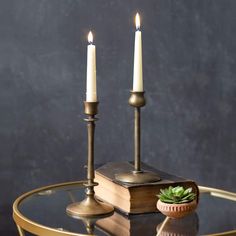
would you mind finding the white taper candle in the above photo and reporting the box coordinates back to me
[86,31,97,102]
[133,13,143,92]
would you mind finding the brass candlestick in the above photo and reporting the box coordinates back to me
[66,101,114,218]
[115,91,161,184]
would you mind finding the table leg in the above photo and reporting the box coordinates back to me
[17,225,25,236]
[156,217,170,236]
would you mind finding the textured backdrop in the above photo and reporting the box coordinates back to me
[0,0,236,234]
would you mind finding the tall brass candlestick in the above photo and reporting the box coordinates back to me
[115,91,161,184]
[66,102,114,218]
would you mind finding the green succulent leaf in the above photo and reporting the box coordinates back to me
[157,186,196,204]
[183,188,192,195]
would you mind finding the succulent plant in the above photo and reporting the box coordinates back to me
[157,186,196,204]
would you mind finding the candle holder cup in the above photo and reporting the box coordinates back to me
[115,91,161,184]
[66,101,114,218]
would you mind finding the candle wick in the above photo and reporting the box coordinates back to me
[136,27,141,31]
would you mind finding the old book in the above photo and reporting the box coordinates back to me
[94,162,199,214]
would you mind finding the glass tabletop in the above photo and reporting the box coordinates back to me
[13,181,236,236]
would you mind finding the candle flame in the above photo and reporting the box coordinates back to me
[135,13,140,29]
[88,31,93,43]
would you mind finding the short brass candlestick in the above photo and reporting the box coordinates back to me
[115,91,161,184]
[66,101,114,218]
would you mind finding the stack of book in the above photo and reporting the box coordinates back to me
[95,162,199,214]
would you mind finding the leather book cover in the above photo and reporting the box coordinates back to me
[96,162,198,189]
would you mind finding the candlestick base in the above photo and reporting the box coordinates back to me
[66,195,114,219]
[115,170,161,184]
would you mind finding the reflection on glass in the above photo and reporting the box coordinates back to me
[156,213,199,236]
[37,189,55,196]
[96,211,163,236]
[16,183,236,235]
[66,191,113,235]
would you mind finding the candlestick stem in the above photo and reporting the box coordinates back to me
[115,91,161,184]
[66,102,114,218]
[134,107,141,172]
[87,115,95,181]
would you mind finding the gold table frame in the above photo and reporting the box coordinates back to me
[13,181,236,236]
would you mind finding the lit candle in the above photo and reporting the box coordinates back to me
[86,31,97,102]
[133,13,143,92]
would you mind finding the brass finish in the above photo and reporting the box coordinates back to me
[13,181,92,236]
[199,186,236,202]
[115,170,161,184]
[66,191,114,219]
[116,91,161,183]
[17,225,25,236]
[82,218,96,235]
[84,101,98,116]
[156,213,199,236]
[80,213,113,234]
[205,230,236,236]
[128,91,146,107]
[66,102,114,218]
[156,216,170,236]
[13,183,236,235]
[67,192,113,234]
[134,107,141,171]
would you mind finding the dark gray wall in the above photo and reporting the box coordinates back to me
[0,0,235,234]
